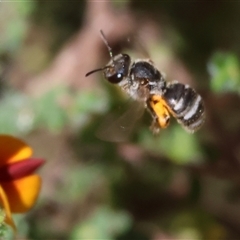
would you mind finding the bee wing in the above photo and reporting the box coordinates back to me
[96,101,145,142]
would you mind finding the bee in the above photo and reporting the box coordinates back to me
[85,30,205,138]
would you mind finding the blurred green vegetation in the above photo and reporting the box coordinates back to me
[208,52,240,93]
[0,2,34,54]
[1,1,240,239]
[71,206,132,240]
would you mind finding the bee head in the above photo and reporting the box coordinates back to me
[85,30,131,84]
[103,53,130,84]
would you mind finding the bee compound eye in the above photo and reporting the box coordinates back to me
[107,72,124,84]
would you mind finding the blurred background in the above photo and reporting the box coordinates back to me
[1,0,240,239]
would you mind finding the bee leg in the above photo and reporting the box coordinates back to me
[147,96,171,134]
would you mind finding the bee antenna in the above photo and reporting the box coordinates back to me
[85,66,109,77]
[100,30,113,59]
[85,30,113,78]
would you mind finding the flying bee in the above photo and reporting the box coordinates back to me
[85,30,205,139]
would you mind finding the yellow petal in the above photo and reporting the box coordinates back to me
[0,135,32,166]
[0,185,16,231]
[1,175,41,213]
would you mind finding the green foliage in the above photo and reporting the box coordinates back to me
[0,2,35,54]
[34,86,69,132]
[112,0,130,9]
[70,89,109,128]
[35,87,109,133]
[0,86,109,135]
[71,206,132,240]
[208,52,240,93]
[58,164,105,203]
[168,209,226,240]
[0,209,7,238]
[0,91,34,134]
[139,124,203,164]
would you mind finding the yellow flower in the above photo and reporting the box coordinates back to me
[0,135,45,232]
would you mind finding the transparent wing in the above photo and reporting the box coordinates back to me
[127,36,150,59]
[96,101,145,142]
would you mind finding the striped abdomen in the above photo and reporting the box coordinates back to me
[162,82,205,132]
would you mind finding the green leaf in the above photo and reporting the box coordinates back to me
[139,124,203,164]
[208,52,240,93]
[0,91,34,134]
[58,165,104,202]
[34,86,68,132]
[69,89,109,129]
[71,206,132,240]
[0,2,35,53]
[168,209,226,240]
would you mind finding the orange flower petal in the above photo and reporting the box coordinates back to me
[0,185,16,231]
[1,175,41,213]
[0,135,32,166]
